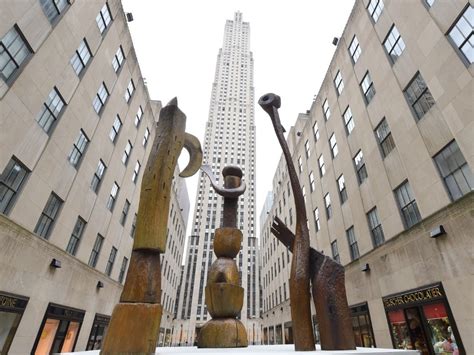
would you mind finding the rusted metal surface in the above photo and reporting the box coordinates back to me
[259,93,315,351]
[101,98,202,354]
[198,166,248,348]
[272,216,356,350]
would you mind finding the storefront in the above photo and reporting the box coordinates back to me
[0,291,29,354]
[32,303,85,354]
[350,302,376,348]
[284,321,293,344]
[383,283,464,355]
[86,314,110,350]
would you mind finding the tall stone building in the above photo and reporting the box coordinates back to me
[260,0,473,354]
[0,1,189,353]
[175,11,259,345]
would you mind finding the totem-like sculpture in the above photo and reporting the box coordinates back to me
[101,98,202,354]
[259,93,356,351]
[197,165,248,348]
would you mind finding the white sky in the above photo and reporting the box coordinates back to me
[122,0,356,237]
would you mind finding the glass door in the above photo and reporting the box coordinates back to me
[405,307,430,355]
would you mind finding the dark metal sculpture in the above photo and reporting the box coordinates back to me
[101,98,202,354]
[259,93,315,351]
[197,165,248,348]
[259,93,356,351]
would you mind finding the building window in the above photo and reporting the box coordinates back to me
[337,175,348,204]
[360,71,375,104]
[0,292,29,354]
[346,227,359,261]
[92,82,109,114]
[349,35,362,63]
[91,160,106,193]
[122,141,132,165]
[109,115,122,143]
[434,140,473,201]
[0,158,29,215]
[354,150,368,184]
[334,70,344,95]
[395,181,421,229]
[112,45,125,72]
[34,192,62,239]
[324,193,332,219]
[88,234,104,268]
[329,133,338,158]
[40,0,69,23]
[118,257,128,283]
[36,87,66,134]
[70,39,91,76]
[132,161,141,183]
[143,128,150,146]
[309,171,315,192]
[322,99,331,120]
[367,0,384,22]
[66,217,86,256]
[343,106,354,135]
[313,121,320,141]
[86,314,110,350]
[318,154,326,177]
[96,3,112,34]
[351,303,376,348]
[448,4,474,64]
[425,0,435,6]
[331,240,340,263]
[124,79,135,103]
[68,130,89,168]
[0,26,31,83]
[367,207,385,247]
[105,247,117,276]
[130,213,137,238]
[33,304,84,353]
[304,140,311,158]
[404,72,435,120]
[313,208,320,232]
[298,156,303,173]
[107,182,119,211]
[375,118,395,158]
[383,25,406,63]
[120,199,130,226]
[134,106,144,127]
[302,186,306,203]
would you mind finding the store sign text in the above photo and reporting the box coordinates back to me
[383,286,443,308]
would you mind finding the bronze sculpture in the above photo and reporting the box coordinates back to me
[259,93,356,351]
[197,165,248,348]
[101,98,202,354]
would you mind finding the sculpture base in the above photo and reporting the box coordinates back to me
[100,303,162,354]
[68,344,419,354]
[197,318,248,348]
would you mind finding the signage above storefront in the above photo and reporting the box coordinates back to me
[383,283,444,309]
[0,291,29,312]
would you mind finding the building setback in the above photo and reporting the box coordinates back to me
[0,0,189,353]
[260,0,473,354]
[175,11,259,345]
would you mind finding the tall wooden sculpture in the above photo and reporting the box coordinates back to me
[258,93,356,351]
[197,165,248,348]
[101,98,202,354]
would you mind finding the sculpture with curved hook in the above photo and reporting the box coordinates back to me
[101,98,202,354]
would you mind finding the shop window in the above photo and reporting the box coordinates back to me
[86,314,110,350]
[33,304,84,354]
[384,283,465,354]
[284,322,293,344]
[351,303,376,348]
[275,324,283,344]
[0,292,28,354]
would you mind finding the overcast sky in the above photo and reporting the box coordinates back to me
[122,0,356,237]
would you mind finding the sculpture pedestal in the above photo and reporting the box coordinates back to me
[68,344,419,354]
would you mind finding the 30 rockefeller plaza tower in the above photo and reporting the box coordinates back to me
[176,12,259,345]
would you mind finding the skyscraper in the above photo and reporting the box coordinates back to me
[176,11,259,345]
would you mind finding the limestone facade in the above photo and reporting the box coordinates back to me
[0,0,188,353]
[259,0,473,353]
